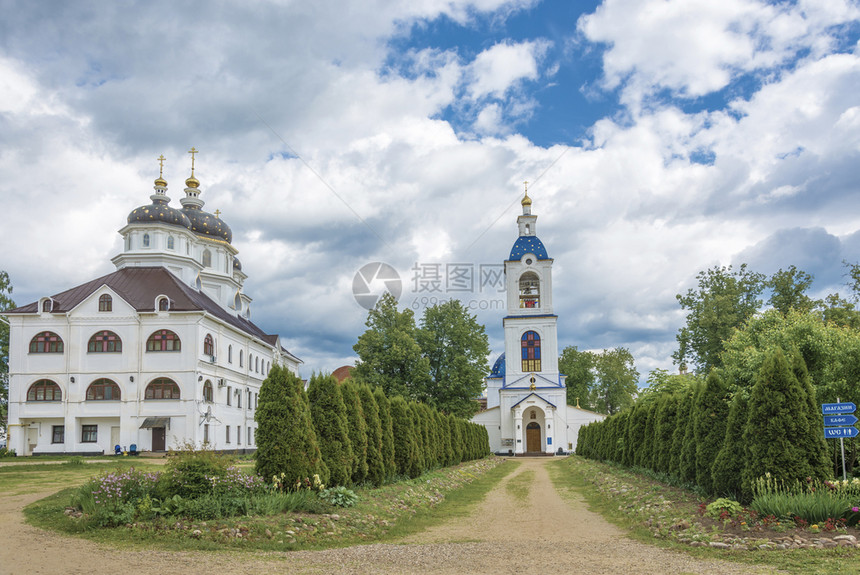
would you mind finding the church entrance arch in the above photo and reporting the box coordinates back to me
[526,422,541,453]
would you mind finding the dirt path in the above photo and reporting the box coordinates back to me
[0,458,772,575]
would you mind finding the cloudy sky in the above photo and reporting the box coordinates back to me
[1,0,859,382]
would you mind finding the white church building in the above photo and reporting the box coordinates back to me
[2,151,300,456]
[473,190,605,454]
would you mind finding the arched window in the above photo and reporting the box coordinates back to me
[41,299,52,312]
[249,354,253,370]
[228,344,233,363]
[202,249,211,268]
[146,329,181,351]
[158,297,170,311]
[29,331,63,353]
[519,272,540,308]
[167,236,175,250]
[98,294,112,312]
[256,357,260,373]
[27,380,61,401]
[234,292,242,310]
[266,361,270,374]
[87,330,122,353]
[86,378,121,400]
[239,350,243,367]
[143,233,150,247]
[203,334,214,356]
[521,331,541,372]
[145,378,181,399]
[203,380,213,403]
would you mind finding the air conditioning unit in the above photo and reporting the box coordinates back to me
[217,379,226,388]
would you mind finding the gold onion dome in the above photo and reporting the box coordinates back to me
[185,175,200,189]
[154,176,168,188]
[522,191,532,207]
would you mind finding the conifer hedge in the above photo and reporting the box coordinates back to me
[576,348,830,502]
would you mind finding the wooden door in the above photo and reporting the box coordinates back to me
[526,422,541,453]
[152,427,166,451]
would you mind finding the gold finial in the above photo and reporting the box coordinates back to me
[185,147,200,189]
[154,154,168,188]
[214,209,221,218]
[576,396,580,408]
[522,180,532,207]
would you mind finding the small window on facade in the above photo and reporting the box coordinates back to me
[158,297,170,311]
[237,426,242,445]
[29,331,63,353]
[248,426,252,445]
[144,378,181,399]
[239,350,243,367]
[234,293,242,310]
[204,334,214,356]
[41,299,52,312]
[249,354,253,371]
[52,425,65,444]
[203,380,213,403]
[87,330,122,353]
[98,294,112,312]
[204,423,210,443]
[27,379,61,401]
[256,357,260,373]
[86,378,121,400]
[202,249,212,268]
[143,233,150,247]
[146,329,181,351]
[81,425,98,443]
[521,331,542,372]
[238,391,242,409]
[226,425,231,444]
[228,345,233,363]
[227,386,232,406]
[167,235,175,250]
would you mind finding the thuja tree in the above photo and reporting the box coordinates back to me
[390,396,418,477]
[255,365,328,484]
[358,384,385,486]
[711,390,750,500]
[308,373,354,487]
[791,352,831,480]
[742,348,826,494]
[653,394,679,473]
[694,371,730,494]
[408,402,428,475]
[374,387,396,481]
[679,383,702,484]
[669,387,695,478]
[341,379,369,485]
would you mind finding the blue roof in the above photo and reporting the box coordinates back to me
[489,353,505,378]
[509,235,549,260]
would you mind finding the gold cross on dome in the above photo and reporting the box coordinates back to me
[157,154,166,177]
[523,181,528,194]
[188,147,199,175]
[214,209,221,218]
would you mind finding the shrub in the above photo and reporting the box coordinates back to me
[72,467,161,527]
[750,474,854,524]
[705,498,744,519]
[319,486,359,508]
[159,442,234,499]
[308,373,354,487]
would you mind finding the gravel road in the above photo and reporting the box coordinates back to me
[0,457,775,574]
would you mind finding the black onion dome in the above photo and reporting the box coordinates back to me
[233,257,242,271]
[128,199,192,229]
[182,206,233,243]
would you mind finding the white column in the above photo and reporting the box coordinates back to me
[514,408,524,454]
[546,407,555,454]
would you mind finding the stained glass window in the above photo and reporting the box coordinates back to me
[521,331,541,372]
[29,331,63,353]
[88,330,122,353]
[146,329,181,351]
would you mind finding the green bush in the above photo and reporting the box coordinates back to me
[308,373,354,487]
[705,497,743,519]
[750,474,853,523]
[319,486,359,508]
[159,442,234,499]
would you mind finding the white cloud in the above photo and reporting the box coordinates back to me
[466,39,550,100]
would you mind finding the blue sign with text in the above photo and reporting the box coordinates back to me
[824,414,859,427]
[824,427,859,439]
[822,402,856,415]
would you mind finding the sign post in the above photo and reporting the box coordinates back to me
[822,399,857,481]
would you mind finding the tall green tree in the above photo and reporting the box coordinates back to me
[694,371,730,494]
[307,373,354,486]
[416,299,489,417]
[592,348,638,415]
[0,271,14,437]
[768,265,817,316]
[373,387,396,480]
[742,349,826,493]
[341,379,369,484]
[357,384,385,486]
[711,390,750,500]
[638,368,696,404]
[390,396,419,477]
[559,346,595,409]
[674,264,766,372]
[255,365,328,485]
[353,293,431,400]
